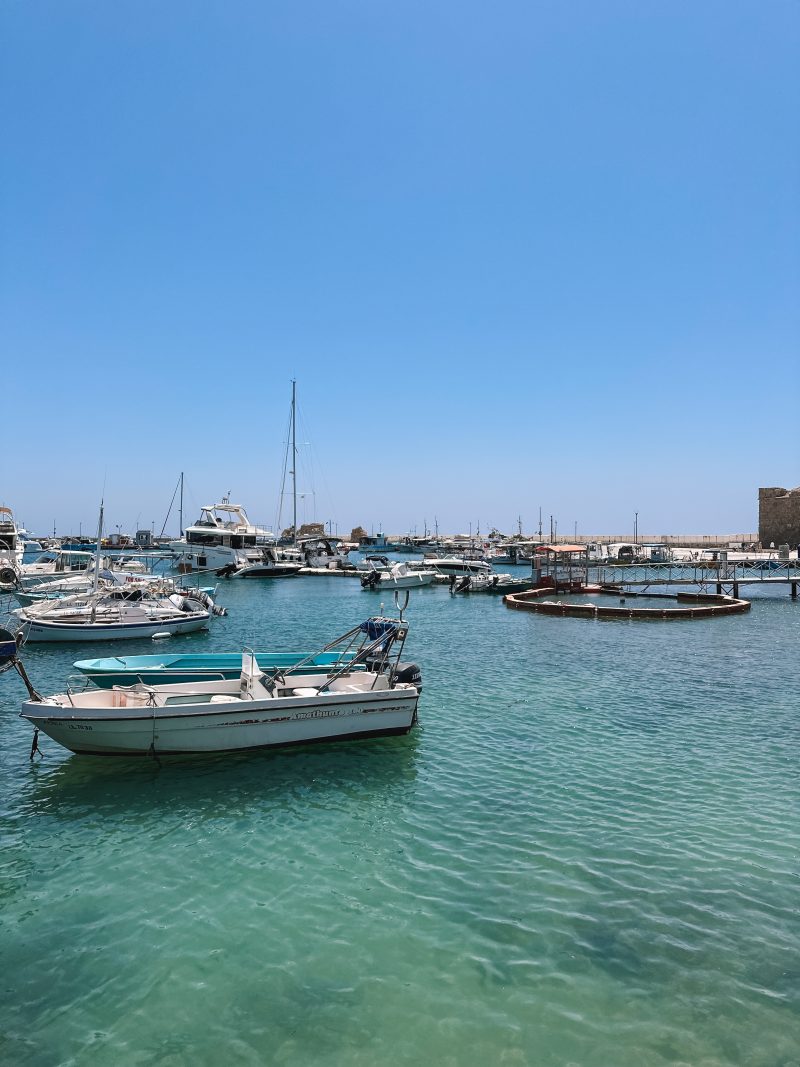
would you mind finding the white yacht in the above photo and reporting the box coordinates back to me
[0,507,24,591]
[168,499,274,572]
[418,555,492,577]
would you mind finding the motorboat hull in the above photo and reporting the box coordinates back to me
[22,687,419,756]
[232,563,303,578]
[18,613,210,643]
[366,573,435,590]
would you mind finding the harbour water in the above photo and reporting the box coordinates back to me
[1,569,798,1065]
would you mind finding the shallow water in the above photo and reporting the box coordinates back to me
[1,571,799,1066]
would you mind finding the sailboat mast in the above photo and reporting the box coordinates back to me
[291,380,297,545]
[179,472,184,537]
[93,500,104,592]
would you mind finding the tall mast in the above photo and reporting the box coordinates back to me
[93,500,104,593]
[179,472,184,537]
[291,380,297,545]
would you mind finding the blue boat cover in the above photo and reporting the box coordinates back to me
[361,619,397,641]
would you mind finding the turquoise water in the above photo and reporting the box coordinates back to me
[1,572,799,1066]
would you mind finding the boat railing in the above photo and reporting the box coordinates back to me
[65,673,98,695]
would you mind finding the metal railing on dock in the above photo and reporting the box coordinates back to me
[590,558,800,597]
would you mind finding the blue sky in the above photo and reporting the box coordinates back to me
[3,1,798,537]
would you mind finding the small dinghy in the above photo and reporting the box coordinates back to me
[5,602,420,757]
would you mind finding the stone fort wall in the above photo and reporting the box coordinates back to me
[759,487,800,546]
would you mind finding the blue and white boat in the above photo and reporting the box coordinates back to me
[74,650,363,688]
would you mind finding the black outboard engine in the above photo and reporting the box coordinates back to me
[394,662,422,691]
[216,563,238,578]
[364,655,422,692]
[361,570,381,589]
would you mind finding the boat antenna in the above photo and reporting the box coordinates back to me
[93,498,104,592]
[291,379,297,545]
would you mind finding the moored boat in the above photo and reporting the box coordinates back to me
[74,650,364,687]
[0,507,23,591]
[419,555,492,577]
[448,573,531,594]
[12,611,420,757]
[361,560,435,590]
[168,499,274,572]
[14,582,224,643]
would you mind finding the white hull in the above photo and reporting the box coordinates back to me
[168,543,245,570]
[19,613,209,643]
[23,687,418,755]
[371,573,434,590]
[420,558,492,577]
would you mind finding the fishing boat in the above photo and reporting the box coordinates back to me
[361,559,435,590]
[10,609,420,757]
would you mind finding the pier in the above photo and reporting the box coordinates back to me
[590,558,800,599]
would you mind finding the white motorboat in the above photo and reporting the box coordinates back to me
[0,507,23,591]
[8,610,420,757]
[222,544,304,579]
[14,580,225,643]
[448,572,528,594]
[418,555,492,577]
[168,499,274,572]
[297,536,354,570]
[361,560,435,590]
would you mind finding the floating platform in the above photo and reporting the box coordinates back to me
[504,585,751,619]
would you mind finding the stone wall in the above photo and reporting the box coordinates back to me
[758,487,800,547]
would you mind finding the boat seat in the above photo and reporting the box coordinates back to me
[292,687,319,697]
[210,695,239,704]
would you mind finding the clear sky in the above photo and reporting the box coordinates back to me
[3,1,798,538]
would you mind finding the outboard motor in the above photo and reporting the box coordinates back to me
[216,563,238,578]
[393,662,422,691]
[361,570,381,589]
[363,656,422,692]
